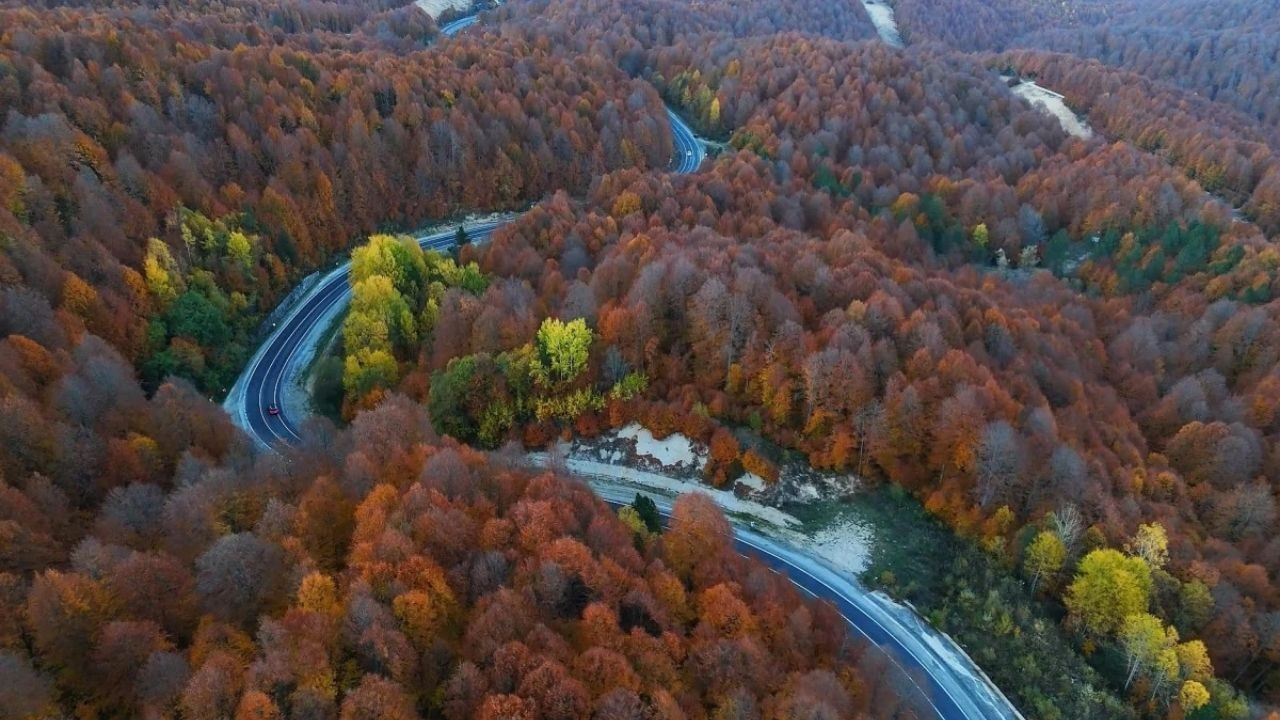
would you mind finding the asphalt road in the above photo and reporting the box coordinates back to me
[440,14,480,36]
[231,219,508,448]
[593,490,1015,720]
[224,11,1018,720]
[226,102,703,450]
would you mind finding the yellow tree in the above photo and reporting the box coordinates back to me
[296,573,342,617]
[1179,680,1211,712]
[350,234,427,304]
[343,349,399,396]
[533,317,592,388]
[1125,522,1169,570]
[1065,549,1152,637]
[226,231,254,268]
[346,275,416,354]
[144,238,184,309]
[1024,530,1066,593]
[1118,612,1173,690]
[972,223,990,249]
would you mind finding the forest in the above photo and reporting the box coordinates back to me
[2,0,1280,718]
[0,1,670,392]
[2,388,927,718]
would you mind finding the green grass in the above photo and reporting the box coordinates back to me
[306,314,346,421]
[792,485,1134,720]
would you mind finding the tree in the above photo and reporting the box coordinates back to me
[110,551,198,639]
[296,572,342,617]
[611,191,642,218]
[972,223,990,249]
[0,652,54,720]
[1024,530,1065,593]
[631,494,662,533]
[663,493,730,584]
[1179,680,1210,712]
[25,570,114,684]
[92,620,171,714]
[344,349,400,398]
[135,651,190,710]
[180,652,242,720]
[476,695,535,720]
[144,239,184,309]
[393,586,455,649]
[235,691,282,720]
[350,235,428,306]
[533,318,593,388]
[1050,503,1085,556]
[975,421,1027,510]
[1125,523,1168,570]
[194,533,287,627]
[1177,580,1213,634]
[1065,549,1152,637]
[346,275,417,357]
[296,476,356,572]
[339,675,419,720]
[1118,613,1172,690]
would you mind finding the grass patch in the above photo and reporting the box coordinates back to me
[307,314,346,422]
[846,485,1134,720]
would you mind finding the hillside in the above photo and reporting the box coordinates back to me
[1,1,1279,719]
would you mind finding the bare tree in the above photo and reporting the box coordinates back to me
[1051,503,1085,556]
[975,421,1027,510]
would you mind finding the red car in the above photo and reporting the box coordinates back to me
[267,404,280,416]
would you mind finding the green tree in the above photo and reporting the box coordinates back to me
[1176,579,1213,634]
[350,234,428,306]
[533,317,592,388]
[972,223,990,249]
[1064,549,1152,637]
[312,356,345,418]
[632,494,662,533]
[1044,229,1071,273]
[343,349,399,396]
[428,355,480,441]
[166,291,231,347]
[1024,530,1065,593]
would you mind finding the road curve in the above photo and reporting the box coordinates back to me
[226,218,509,449]
[224,110,703,448]
[588,482,1022,720]
[223,11,1018,720]
[440,13,480,36]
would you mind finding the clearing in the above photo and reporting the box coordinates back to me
[415,0,471,20]
[1006,77,1094,140]
[533,423,874,576]
[861,0,904,48]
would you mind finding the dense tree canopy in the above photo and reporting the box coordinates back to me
[3,0,1280,718]
[0,411,930,719]
[0,1,671,394]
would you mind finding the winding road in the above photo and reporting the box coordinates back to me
[440,13,480,36]
[223,9,1017,720]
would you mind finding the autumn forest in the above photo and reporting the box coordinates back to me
[1,0,1279,719]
